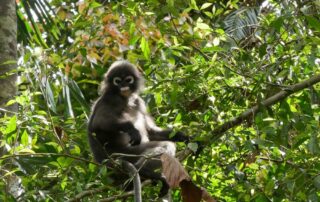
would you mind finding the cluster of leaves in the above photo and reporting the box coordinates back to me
[1,0,320,201]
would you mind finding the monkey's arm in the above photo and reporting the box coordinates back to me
[145,115,189,142]
[90,109,142,146]
[115,121,142,145]
[137,96,189,142]
[98,121,142,146]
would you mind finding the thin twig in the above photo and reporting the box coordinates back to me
[0,107,18,114]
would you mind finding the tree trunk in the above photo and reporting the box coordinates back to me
[0,0,17,114]
[0,0,20,199]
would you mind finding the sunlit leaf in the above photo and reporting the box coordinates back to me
[20,130,29,146]
[190,0,199,10]
[200,3,212,10]
[140,37,151,60]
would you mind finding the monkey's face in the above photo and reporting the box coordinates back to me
[105,61,142,97]
[112,75,136,97]
[104,61,143,97]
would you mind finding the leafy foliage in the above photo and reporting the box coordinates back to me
[1,0,320,201]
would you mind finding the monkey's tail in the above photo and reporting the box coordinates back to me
[121,161,142,202]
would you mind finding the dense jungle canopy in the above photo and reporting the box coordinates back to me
[1,0,320,201]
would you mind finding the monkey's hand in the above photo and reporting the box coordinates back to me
[170,131,190,143]
[128,129,141,146]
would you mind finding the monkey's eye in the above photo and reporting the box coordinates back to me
[125,76,134,84]
[113,77,122,86]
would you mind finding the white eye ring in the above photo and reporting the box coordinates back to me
[125,76,134,84]
[113,77,122,86]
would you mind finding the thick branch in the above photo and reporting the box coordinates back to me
[211,74,320,141]
[0,153,100,166]
[178,74,320,159]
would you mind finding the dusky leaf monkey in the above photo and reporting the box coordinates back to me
[88,60,188,197]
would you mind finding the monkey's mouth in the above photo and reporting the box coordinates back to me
[120,87,131,97]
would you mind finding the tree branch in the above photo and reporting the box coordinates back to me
[210,74,320,141]
[0,153,100,166]
[178,74,320,159]
[68,185,111,202]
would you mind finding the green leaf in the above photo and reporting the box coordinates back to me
[45,80,57,113]
[61,177,68,190]
[140,37,151,60]
[89,1,102,8]
[57,157,73,168]
[70,145,81,155]
[190,0,199,10]
[62,84,74,118]
[308,133,320,154]
[305,16,320,32]
[21,130,29,146]
[129,22,136,36]
[69,79,90,114]
[5,115,17,135]
[255,194,269,202]
[314,175,320,189]
[174,113,182,123]
[265,179,275,195]
[166,0,174,9]
[196,22,211,30]
[271,17,284,33]
[200,3,212,10]
[155,93,162,105]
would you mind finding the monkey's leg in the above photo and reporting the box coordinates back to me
[118,141,176,156]
[137,162,169,198]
